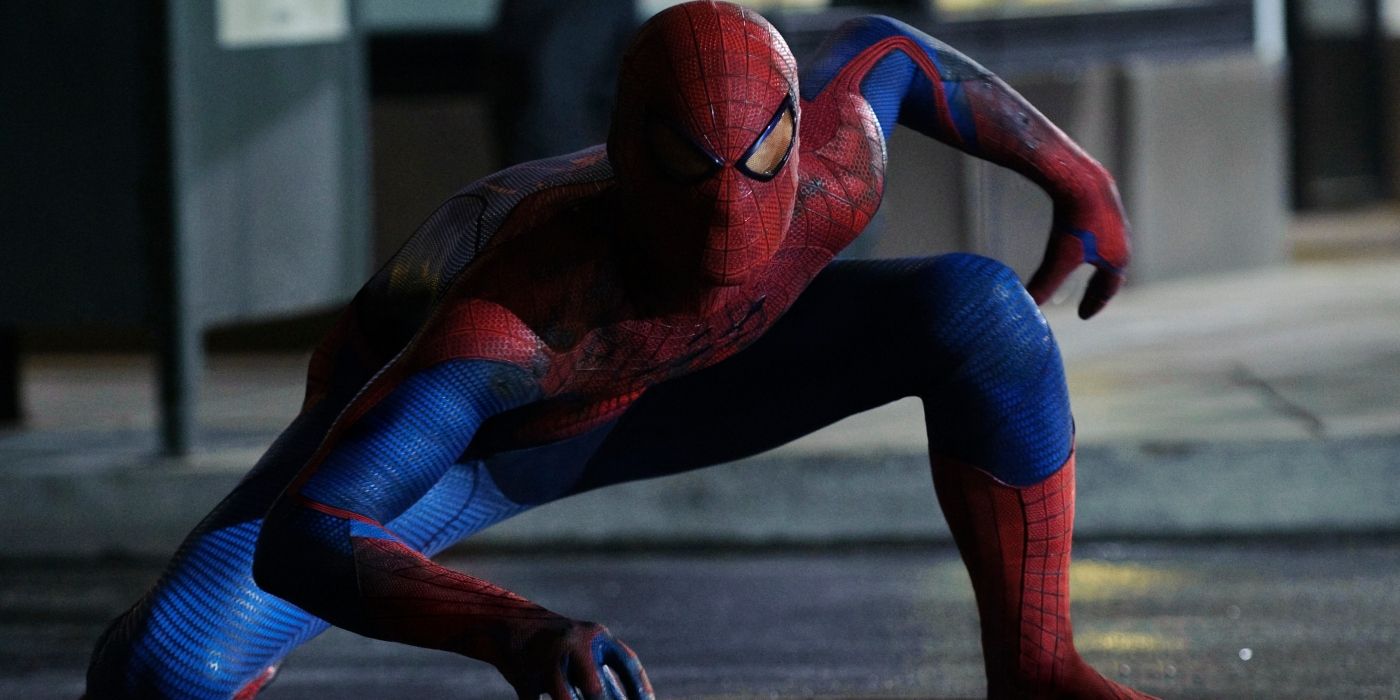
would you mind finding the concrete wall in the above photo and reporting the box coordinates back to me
[1122,54,1290,281]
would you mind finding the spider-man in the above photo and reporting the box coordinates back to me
[86,2,1149,698]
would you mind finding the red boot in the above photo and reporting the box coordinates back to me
[932,453,1158,699]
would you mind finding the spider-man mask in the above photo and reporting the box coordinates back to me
[609,1,799,289]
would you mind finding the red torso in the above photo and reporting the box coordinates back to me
[326,86,885,449]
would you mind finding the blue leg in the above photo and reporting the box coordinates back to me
[572,254,1071,491]
[87,359,539,700]
[87,403,339,699]
[87,426,535,699]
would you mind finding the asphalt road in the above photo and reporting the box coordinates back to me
[4,538,1399,699]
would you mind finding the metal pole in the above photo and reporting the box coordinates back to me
[154,0,198,456]
[157,290,200,457]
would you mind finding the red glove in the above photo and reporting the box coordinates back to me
[1025,176,1132,319]
[502,619,654,700]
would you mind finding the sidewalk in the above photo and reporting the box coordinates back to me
[3,254,1399,557]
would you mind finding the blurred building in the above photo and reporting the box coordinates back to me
[1288,0,1399,208]
[1,0,1397,451]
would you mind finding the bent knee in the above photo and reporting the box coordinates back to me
[902,254,1054,370]
[903,254,1073,483]
[252,504,354,613]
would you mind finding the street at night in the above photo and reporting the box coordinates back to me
[6,538,1398,699]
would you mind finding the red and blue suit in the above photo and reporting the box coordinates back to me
[86,3,1147,698]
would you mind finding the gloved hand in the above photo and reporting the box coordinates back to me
[1025,177,1132,320]
[501,618,654,700]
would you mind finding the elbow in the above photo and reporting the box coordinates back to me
[252,502,352,613]
[252,509,303,603]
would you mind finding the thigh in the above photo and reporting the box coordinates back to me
[462,253,1067,508]
[573,257,937,493]
[88,341,388,697]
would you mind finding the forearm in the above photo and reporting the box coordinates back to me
[255,501,563,667]
[954,76,1119,218]
[352,535,560,662]
[955,72,1130,306]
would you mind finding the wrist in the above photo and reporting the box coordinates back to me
[1047,156,1113,208]
[1054,167,1124,228]
[458,608,571,668]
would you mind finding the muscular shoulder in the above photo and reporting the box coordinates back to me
[463,148,617,246]
[790,69,887,250]
[374,147,615,310]
[351,148,615,364]
[397,180,629,395]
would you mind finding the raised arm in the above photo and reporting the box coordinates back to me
[803,15,1130,318]
[254,355,651,700]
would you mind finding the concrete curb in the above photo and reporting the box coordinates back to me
[4,435,1398,558]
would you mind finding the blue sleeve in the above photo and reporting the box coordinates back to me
[800,15,987,147]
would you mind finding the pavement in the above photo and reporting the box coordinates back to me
[3,209,1400,557]
[4,539,1400,699]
